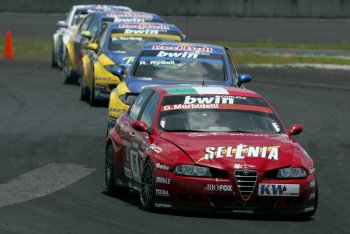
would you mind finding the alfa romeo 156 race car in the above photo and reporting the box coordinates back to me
[107,42,251,131]
[52,4,131,69]
[105,85,318,217]
[63,11,165,83]
[81,22,185,105]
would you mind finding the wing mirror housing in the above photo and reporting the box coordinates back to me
[81,30,92,39]
[132,120,148,132]
[236,74,252,87]
[87,43,98,52]
[56,21,67,28]
[288,124,303,136]
[111,67,124,78]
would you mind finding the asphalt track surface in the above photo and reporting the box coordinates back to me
[0,14,350,234]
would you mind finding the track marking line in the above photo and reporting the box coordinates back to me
[0,163,95,207]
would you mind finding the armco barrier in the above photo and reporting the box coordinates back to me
[0,0,350,18]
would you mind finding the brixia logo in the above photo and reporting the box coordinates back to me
[152,45,213,52]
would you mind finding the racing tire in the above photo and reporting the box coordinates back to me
[80,76,89,101]
[63,52,78,84]
[51,45,58,68]
[104,144,117,195]
[140,160,155,211]
[89,77,96,106]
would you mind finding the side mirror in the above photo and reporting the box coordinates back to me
[87,43,98,51]
[132,120,148,132]
[288,124,303,136]
[56,21,67,28]
[81,30,92,39]
[236,74,252,87]
[111,67,124,78]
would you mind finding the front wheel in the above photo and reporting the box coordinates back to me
[89,77,96,106]
[140,160,155,211]
[80,76,89,101]
[105,144,116,195]
[63,52,78,84]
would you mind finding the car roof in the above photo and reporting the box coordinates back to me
[150,85,261,98]
[141,42,226,54]
[106,22,182,33]
[105,11,164,20]
[72,5,131,12]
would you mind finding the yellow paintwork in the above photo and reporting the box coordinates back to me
[82,53,121,91]
[65,37,77,71]
[108,81,130,120]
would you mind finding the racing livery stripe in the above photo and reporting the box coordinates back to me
[165,87,198,95]
[193,87,228,94]
[161,104,273,112]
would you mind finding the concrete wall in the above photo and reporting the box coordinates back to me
[1,0,350,18]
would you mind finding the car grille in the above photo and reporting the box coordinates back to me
[234,169,258,200]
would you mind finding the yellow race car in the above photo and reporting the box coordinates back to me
[80,22,185,105]
[107,42,252,131]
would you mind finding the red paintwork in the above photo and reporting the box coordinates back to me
[107,86,317,214]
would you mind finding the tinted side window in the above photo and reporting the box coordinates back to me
[140,92,160,130]
[87,16,100,38]
[225,48,238,83]
[129,90,153,121]
[80,15,94,32]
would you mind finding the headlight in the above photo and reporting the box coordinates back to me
[277,167,307,179]
[174,165,212,177]
[119,94,137,105]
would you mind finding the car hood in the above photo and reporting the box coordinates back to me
[159,132,299,172]
[105,51,135,69]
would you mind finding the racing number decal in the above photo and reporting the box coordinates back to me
[130,139,141,183]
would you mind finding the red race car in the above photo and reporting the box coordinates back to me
[105,85,317,218]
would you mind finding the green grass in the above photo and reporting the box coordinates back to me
[1,37,349,65]
[0,37,51,60]
[233,53,350,65]
[196,38,350,51]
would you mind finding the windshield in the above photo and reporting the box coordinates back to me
[159,95,284,134]
[133,50,226,82]
[109,36,178,53]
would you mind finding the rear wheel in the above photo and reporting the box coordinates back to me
[140,160,155,211]
[80,76,88,101]
[89,76,96,106]
[63,52,78,84]
[105,144,116,195]
[51,45,58,68]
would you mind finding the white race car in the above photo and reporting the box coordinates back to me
[51,4,132,69]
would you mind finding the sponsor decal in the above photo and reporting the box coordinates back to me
[184,95,245,104]
[150,60,175,65]
[109,108,123,113]
[119,24,170,30]
[272,122,280,132]
[155,189,169,197]
[162,103,218,111]
[310,178,316,187]
[154,203,171,208]
[95,77,111,81]
[204,144,280,161]
[233,164,255,169]
[107,12,154,19]
[155,163,169,171]
[112,37,142,41]
[258,184,300,196]
[204,184,232,192]
[130,139,141,183]
[149,144,162,153]
[114,18,146,23]
[156,177,171,184]
[124,29,159,34]
[122,56,135,65]
[152,45,213,53]
[157,51,198,59]
[309,192,316,200]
